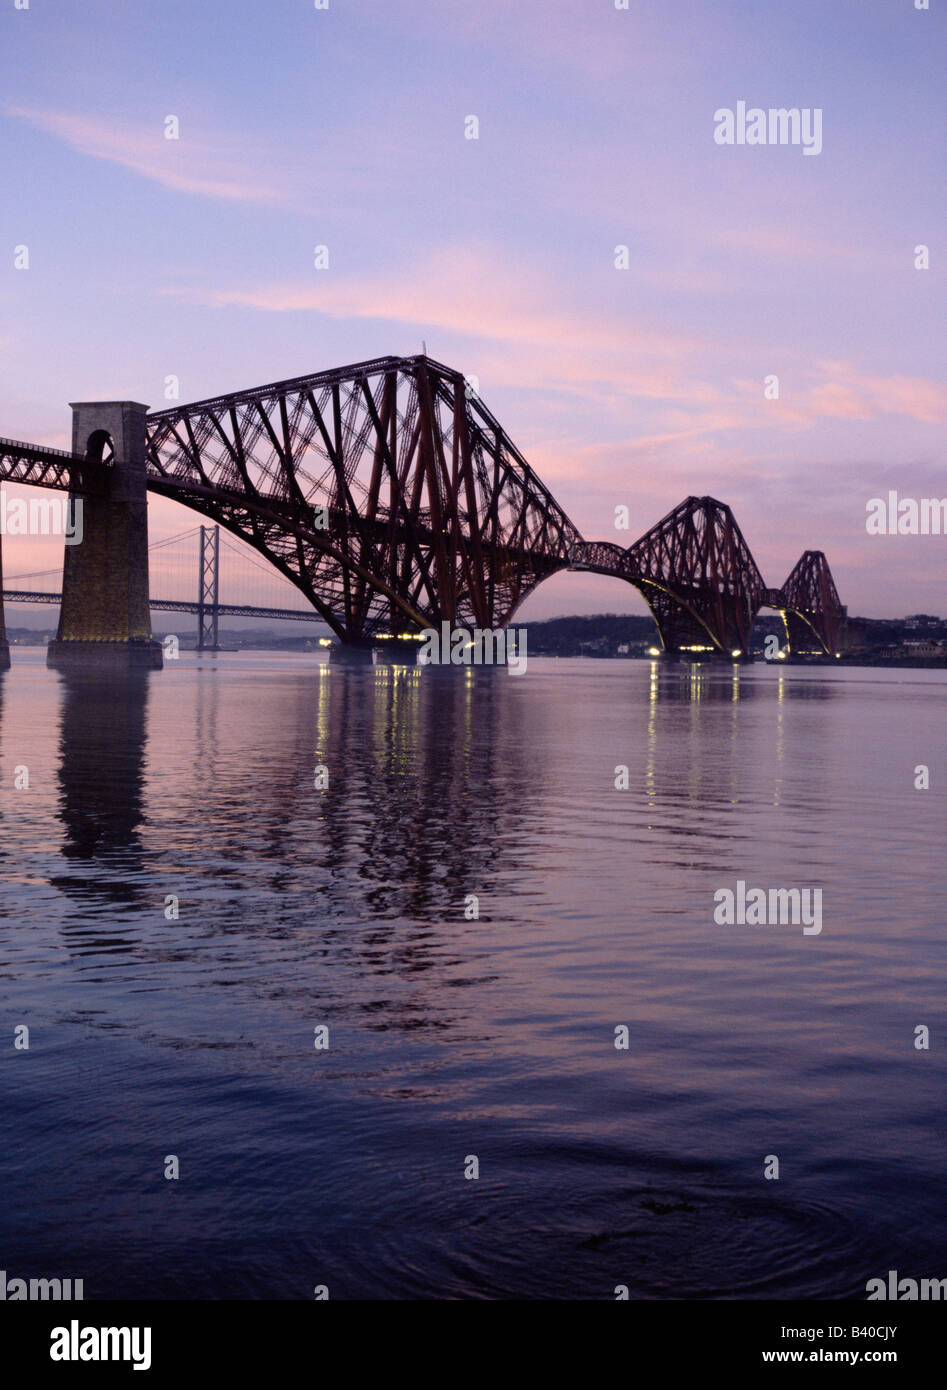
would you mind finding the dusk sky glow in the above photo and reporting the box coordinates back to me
[2,0,943,618]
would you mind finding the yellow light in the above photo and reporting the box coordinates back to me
[731,648,742,658]
[318,638,332,647]
[777,651,787,660]
[648,646,661,657]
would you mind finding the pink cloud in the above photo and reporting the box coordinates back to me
[161,246,945,437]
[808,362,946,425]
[8,106,285,205]
[178,245,693,358]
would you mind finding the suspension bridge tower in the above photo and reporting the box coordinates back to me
[196,526,221,652]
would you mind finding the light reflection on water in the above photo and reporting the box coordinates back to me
[0,651,944,1298]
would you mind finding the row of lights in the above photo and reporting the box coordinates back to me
[319,632,424,645]
[647,645,785,660]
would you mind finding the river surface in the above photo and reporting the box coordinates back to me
[0,650,944,1299]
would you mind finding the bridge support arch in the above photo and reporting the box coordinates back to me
[47,402,162,670]
[634,579,759,658]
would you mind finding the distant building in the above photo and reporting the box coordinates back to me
[903,640,944,657]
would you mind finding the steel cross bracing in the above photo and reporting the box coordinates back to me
[570,497,845,656]
[145,356,581,643]
[572,497,769,655]
[779,549,847,657]
[0,356,848,655]
[0,436,110,495]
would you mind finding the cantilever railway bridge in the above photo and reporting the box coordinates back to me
[0,354,846,667]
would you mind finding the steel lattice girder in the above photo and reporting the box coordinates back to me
[0,436,109,495]
[627,496,767,652]
[1,358,849,653]
[778,549,847,655]
[573,506,846,656]
[572,497,767,652]
[146,356,581,641]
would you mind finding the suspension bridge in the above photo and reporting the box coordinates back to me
[2,524,331,650]
[0,354,848,670]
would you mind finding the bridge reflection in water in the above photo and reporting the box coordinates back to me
[37,655,843,945]
[2,650,933,1300]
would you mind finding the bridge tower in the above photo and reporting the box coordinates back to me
[779,550,847,657]
[624,496,766,659]
[47,402,163,670]
[197,525,220,651]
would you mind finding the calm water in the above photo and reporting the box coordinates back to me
[0,649,944,1299]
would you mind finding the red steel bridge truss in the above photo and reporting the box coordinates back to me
[1,355,846,657]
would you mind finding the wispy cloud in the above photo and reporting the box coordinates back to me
[8,106,285,204]
[162,245,946,430]
[166,243,692,356]
[805,361,946,425]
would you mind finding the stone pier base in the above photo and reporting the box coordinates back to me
[47,638,163,671]
[373,638,421,665]
[0,642,9,672]
[328,642,374,665]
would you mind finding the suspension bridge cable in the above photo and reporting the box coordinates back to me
[5,567,63,581]
[6,523,316,614]
[148,527,202,549]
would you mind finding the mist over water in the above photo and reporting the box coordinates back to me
[0,650,944,1299]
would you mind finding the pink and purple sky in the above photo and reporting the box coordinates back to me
[1,0,944,619]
